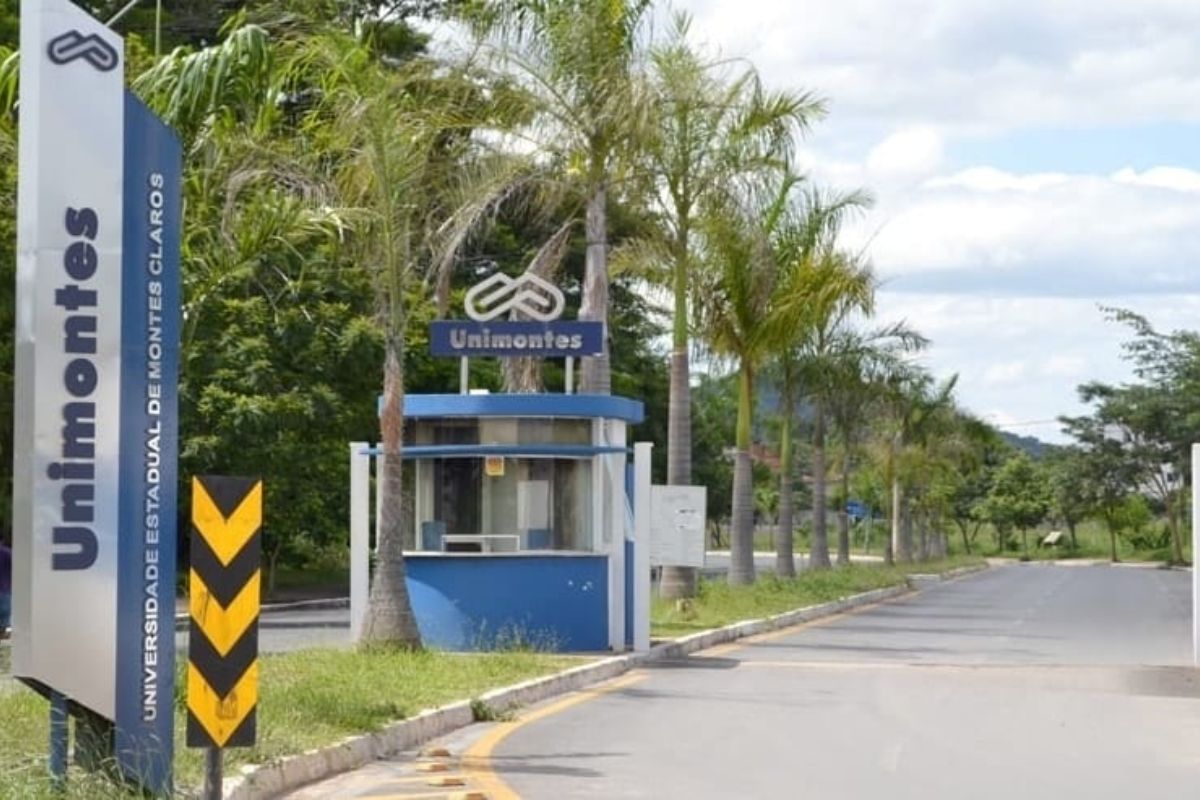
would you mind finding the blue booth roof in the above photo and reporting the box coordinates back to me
[393,393,646,425]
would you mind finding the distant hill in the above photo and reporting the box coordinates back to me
[1000,431,1052,459]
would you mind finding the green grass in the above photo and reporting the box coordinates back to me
[965,519,1190,564]
[651,555,985,639]
[0,648,580,799]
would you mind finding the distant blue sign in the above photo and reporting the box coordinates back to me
[430,320,604,358]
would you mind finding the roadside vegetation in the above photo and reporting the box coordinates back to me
[0,648,579,797]
[651,557,984,638]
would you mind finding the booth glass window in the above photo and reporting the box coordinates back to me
[414,457,594,552]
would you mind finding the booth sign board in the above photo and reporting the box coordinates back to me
[649,486,707,569]
[12,0,181,792]
[430,272,604,358]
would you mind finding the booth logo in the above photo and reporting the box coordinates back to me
[465,273,565,322]
[47,30,119,72]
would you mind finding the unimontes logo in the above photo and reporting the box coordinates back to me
[464,273,566,322]
[47,30,119,72]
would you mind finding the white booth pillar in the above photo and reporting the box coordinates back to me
[350,442,370,641]
[632,442,653,652]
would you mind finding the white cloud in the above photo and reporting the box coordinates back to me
[1112,166,1200,193]
[845,165,1200,297]
[679,0,1200,140]
[983,361,1028,386]
[866,127,944,178]
[877,292,1200,442]
[1039,355,1088,378]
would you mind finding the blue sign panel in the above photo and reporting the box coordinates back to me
[114,92,181,793]
[430,320,604,357]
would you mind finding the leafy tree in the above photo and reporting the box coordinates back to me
[933,414,1006,555]
[980,453,1051,558]
[1065,308,1200,564]
[1044,445,1092,550]
[1061,413,1142,562]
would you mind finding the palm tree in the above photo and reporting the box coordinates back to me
[696,176,872,584]
[467,0,655,394]
[638,13,824,595]
[138,23,527,646]
[768,189,874,572]
[824,324,927,565]
[878,372,958,563]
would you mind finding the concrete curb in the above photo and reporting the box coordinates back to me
[223,564,987,800]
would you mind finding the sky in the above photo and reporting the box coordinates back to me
[675,0,1200,442]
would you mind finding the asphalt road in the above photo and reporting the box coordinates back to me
[291,562,1199,799]
[491,564,1195,799]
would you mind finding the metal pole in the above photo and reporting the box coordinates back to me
[105,0,145,27]
[1192,445,1199,665]
[565,358,574,395]
[204,748,223,800]
[154,0,163,59]
[459,357,469,395]
[49,691,68,790]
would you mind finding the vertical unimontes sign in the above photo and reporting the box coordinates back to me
[15,0,181,792]
[187,477,262,749]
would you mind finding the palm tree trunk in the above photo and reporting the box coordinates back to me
[1167,493,1184,564]
[899,499,914,563]
[661,246,697,598]
[579,182,611,394]
[729,362,756,585]
[776,403,796,578]
[887,435,900,566]
[837,461,851,566]
[809,402,831,569]
[918,515,928,561]
[361,342,421,646]
[1106,512,1119,562]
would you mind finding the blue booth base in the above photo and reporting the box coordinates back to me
[405,553,610,652]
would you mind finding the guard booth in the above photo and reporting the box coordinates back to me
[350,393,648,652]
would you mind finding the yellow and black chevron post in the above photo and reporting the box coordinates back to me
[187,476,263,750]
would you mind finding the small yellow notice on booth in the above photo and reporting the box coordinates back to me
[485,456,505,477]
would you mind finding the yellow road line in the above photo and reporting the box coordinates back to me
[359,792,470,800]
[461,672,648,800]
[456,592,909,797]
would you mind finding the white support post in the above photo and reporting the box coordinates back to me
[1192,444,1199,665]
[459,357,469,395]
[633,442,653,652]
[606,421,627,652]
[565,358,574,395]
[350,442,370,642]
